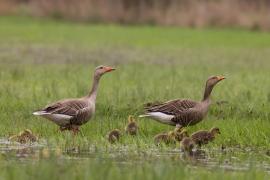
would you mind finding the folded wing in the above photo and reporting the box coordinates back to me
[145,99,198,115]
[33,99,90,126]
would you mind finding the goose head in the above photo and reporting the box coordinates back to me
[206,75,225,88]
[203,75,225,101]
[95,65,115,77]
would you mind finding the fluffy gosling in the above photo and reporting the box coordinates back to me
[9,129,37,144]
[175,128,189,142]
[191,127,221,147]
[107,129,121,144]
[180,137,195,154]
[154,131,176,145]
[125,115,138,135]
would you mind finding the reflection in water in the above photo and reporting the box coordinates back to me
[0,137,270,173]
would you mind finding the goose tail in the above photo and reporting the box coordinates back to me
[33,111,50,116]
[138,114,151,118]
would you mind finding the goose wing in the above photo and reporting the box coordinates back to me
[145,99,198,115]
[34,99,92,126]
[41,99,88,117]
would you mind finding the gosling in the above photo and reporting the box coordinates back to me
[174,128,189,142]
[107,129,121,144]
[154,131,176,145]
[125,115,138,135]
[180,137,195,154]
[9,129,38,144]
[191,127,221,147]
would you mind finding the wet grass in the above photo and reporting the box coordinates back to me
[0,16,270,179]
[0,143,269,180]
[0,157,266,180]
[0,155,268,180]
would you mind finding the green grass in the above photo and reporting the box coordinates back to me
[1,16,270,49]
[0,16,270,179]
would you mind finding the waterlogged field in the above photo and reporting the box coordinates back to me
[0,16,270,179]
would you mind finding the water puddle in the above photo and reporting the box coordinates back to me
[1,137,269,173]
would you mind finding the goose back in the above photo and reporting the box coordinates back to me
[37,98,94,126]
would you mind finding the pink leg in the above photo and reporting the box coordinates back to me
[71,125,80,135]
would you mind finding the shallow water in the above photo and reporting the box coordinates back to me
[1,137,269,173]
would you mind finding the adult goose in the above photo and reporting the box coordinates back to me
[139,75,225,128]
[33,65,115,133]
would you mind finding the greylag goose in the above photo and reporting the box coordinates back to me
[107,129,121,144]
[125,115,138,135]
[191,127,220,147]
[33,65,115,133]
[139,75,225,128]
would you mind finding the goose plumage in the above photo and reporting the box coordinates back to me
[33,65,115,133]
[139,75,225,128]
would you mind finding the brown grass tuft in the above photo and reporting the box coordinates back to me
[1,0,270,30]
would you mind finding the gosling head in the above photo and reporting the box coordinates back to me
[210,127,221,136]
[128,115,135,123]
[19,129,32,136]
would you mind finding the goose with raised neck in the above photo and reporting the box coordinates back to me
[87,71,102,102]
[33,65,115,134]
[139,75,225,128]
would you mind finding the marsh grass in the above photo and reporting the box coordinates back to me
[0,16,270,179]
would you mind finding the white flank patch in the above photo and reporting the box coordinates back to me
[33,111,72,126]
[139,112,175,125]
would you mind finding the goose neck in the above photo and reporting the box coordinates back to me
[87,74,101,102]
